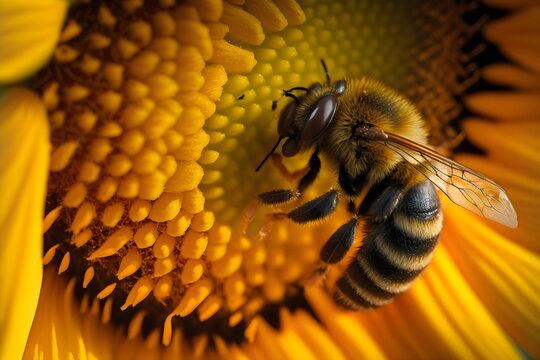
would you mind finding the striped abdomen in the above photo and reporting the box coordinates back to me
[334,180,442,309]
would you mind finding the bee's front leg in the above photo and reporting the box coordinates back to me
[270,153,310,182]
[305,216,359,287]
[243,148,321,234]
[270,148,320,191]
[259,148,321,206]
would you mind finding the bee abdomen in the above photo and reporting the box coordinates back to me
[334,180,442,310]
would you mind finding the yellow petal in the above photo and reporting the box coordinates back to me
[26,269,215,358]
[462,120,540,175]
[454,153,540,253]
[0,87,49,360]
[282,310,347,360]
[459,118,540,252]
[351,243,523,359]
[24,268,118,360]
[0,0,69,84]
[443,197,540,356]
[305,286,385,359]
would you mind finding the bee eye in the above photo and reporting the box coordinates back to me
[300,94,337,140]
[282,137,300,157]
[277,100,298,137]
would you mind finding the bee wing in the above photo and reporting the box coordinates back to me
[380,133,518,228]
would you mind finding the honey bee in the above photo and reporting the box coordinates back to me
[256,61,518,310]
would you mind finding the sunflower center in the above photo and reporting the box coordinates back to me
[39,0,255,345]
[38,0,475,348]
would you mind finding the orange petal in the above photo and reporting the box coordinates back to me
[482,63,540,91]
[484,5,540,48]
[499,44,540,75]
[482,0,540,10]
[462,120,540,173]
[465,92,540,119]
[454,153,540,253]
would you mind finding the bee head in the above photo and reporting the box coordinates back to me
[255,77,347,172]
[279,80,347,157]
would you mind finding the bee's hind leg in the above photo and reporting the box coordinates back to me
[304,166,366,282]
[305,217,359,286]
[319,218,359,264]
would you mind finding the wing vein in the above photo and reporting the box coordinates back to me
[376,132,517,228]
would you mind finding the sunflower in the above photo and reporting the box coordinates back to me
[0,0,538,359]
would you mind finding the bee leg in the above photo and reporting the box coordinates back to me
[358,178,404,222]
[288,189,338,223]
[319,218,359,264]
[297,148,321,192]
[347,199,356,214]
[255,212,288,241]
[305,265,329,286]
[240,194,288,236]
[339,166,370,217]
[299,167,363,271]
[258,189,300,205]
[249,148,321,231]
[258,149,322,205]
[270,148,320,187]
[338,165,367,197]
[240,196,262,234]
[270,153,310,182]
[306,218,359,286]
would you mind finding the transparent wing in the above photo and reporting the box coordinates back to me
[380,133,518,228]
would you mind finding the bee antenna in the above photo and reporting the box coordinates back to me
[283,90,301,103]
[273,87,310,110]
[321,59,331,84]
[255,136,284,172]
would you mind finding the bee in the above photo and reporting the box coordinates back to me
[255,61,518,310]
